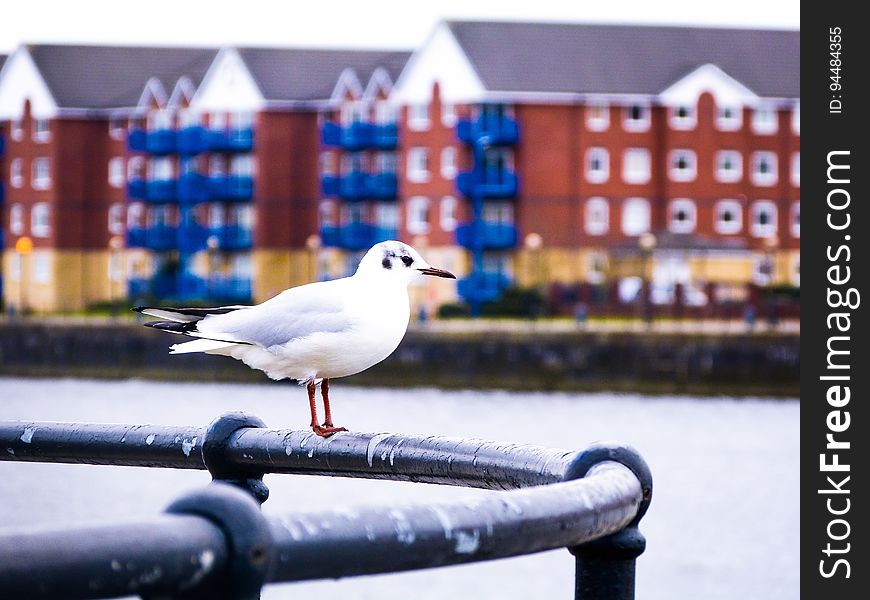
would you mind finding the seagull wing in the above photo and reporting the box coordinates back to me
[193,278,356,349]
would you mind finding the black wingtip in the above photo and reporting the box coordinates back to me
[131,306,147,313]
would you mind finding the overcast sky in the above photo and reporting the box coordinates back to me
[0,0,800,54]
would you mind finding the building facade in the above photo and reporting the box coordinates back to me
[0,22,799,315]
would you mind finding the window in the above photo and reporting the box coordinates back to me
[375,203,399,229]
[407,147,430,183]
[716,104,742,131]
[584,197,610,235]
[441,102,457,127]
[149,110,172,130]
[751,152,778,186]
[585,147,609,183]
[320,152,337,176]
[482,202,514,225]
[32,157,51,189]
[231,111,253,128]
[623,103,650,132]
[319,200,337,227]
[11,118,24,141]
[31,202,51,237]
[209,155,226,177]
[33,251,52,284]
[109,116,126,139]
[209,112,227,130]
[150,157,174,180]
[230,204,253,229]
[714,200,743,235]
[715,150,743,183]
[108,203,125,235]
[208,203,225,228]
[127,203,145,229]
[375,101,397,125]
[621,198,650,235]
[341,102,366,125]
[127,156,145,180]
[669,150,697,182]
[792,103,800,134]
[375,152,397,174]
[33,118,51,142]
[342,152,368,175]
[178,110,201,128]
[108,253,124,282]
[668,199,697,234]
[10,203,24,235]
[440,147,457,179]
[622,148,651,184]
[791,201,800,238]
[752,254,775,286]
[586,101,609,131]
[587,251,608,284]
[752,103,778,134]
[231,154,254,176]
[10,158,23,188]
[407,196,430,234]
[750,200,778,237]
[440,196,457,231]
[791,152,800,186]
[670,105,696,130]
[108,157,125,188]
[408,103,431,131]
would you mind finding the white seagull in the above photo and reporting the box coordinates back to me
[134,241,455,437]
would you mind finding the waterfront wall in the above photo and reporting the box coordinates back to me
[0,322,799,396]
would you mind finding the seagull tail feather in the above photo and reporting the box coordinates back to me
[170,338,240,354]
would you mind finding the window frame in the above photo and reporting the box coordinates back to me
[585,147,610,184]
[715,150,743,183]
[621,197,651,236]
[623,103,651,132]
[406,195,431,235]
[406,147,431,183]
[668,149,697,182]
[669,104,697,130]
[408,103,431,131]
[667,198,697,234]
[714,199,743,235]
[750,200,778,238]
[31,202,51,238]
[584,197,610,236]
[585,100,610,131]
[752,103,778,135]
[32,157,51,190]
[439,195,457,232]
[716,104,743,131]
[751,151,778,187]
[440,146,457,180]
[622,148,651,184]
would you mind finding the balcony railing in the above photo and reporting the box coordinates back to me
[457,271,513,304]
[456,222,519,250]
[176,272,208,299]
[210,174,254,201]
[209,127,254,153]
[209,274,252,302]
[321,223,397,250]
[177,125,209,155]
[321,172,398,201]
[456,170,519,199]
[322,121,398,151]
[126,226,146,248]
[457,114,519,146]
[146,178,177,203]
[212,224,253,251]
[177,172,211,204]
[146,129,177,155]
[176,221,209,253]
[143,224,178,251]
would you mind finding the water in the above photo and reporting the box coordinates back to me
[0,378,799,599]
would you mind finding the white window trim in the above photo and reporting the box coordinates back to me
[584,197,610,236]
[109,117,126,140]
[792,103,800,134]
[791,201,800,238]
[715,150,743,183]
[32,158,51,190]
[716,104,743,131]
[108,157,126,188]
[441,102,457,127]
[622,148,651,185]
[752,103,778,135]
[407,196,431,235]
[623,103,651,132]
[408,103,431,131]
[406,147,430,183]
[669,105,697,130]
[440,147,457,180]
[10,158,24,188]
[621,197,651,236]
[440,196,457,232]
[31,202,51,238]
[33,251,52,284]
[11,119,24,141]
[668,198,697,234]
[585,147,610,184]
[791,152,800,187]
[750,200,778,238]
[33,118,51,143]
[585,101,610,131]
[9,203,24,235]
[108,203,125,235]
[668,149,697,182]
[751,152,778,187]
[714,200,743,235]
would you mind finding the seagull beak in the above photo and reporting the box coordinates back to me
[418,266,456,279]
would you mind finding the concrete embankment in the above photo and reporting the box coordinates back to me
[0,321,799,397]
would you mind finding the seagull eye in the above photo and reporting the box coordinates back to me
[401,256,414,267]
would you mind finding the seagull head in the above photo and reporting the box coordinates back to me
[356,241,456,284]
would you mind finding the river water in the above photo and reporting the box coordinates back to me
[0,378,799,599]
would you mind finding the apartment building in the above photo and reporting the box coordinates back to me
[0,22,799,315]
[388,21,800,312]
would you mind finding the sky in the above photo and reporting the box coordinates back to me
[0,0,799,54]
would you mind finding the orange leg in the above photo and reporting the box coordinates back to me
[307,379,346,437]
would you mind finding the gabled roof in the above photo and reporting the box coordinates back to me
[236,47,411,102]
[446,21,799,98]
[26,44,217,109]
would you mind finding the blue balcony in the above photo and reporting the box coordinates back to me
[457,114,519,146]
[177,273,208,299]
[321,223,397,251]
[226,175,253,201]
[214,225,253,250]
[368,172,398,199]
[321,121,380,151]
[146,179,177,203]
[321,174,339,197]
[127,277,150,298]
[338,172,369,201]
[177,222,209,253]
[128,128,147,152]
[146,129,177,155]
[177,126,209,155]
[455,222,518,250]
[207,129,231,152]
[127,178,147,200]
[372,123,398,149]
[209,275,252,302]
[144,225,178,251]
[457,272,512,304]
[126,226,146,248]
[226,127,254,152]
[178,173,211,205]
[456,170,518,199]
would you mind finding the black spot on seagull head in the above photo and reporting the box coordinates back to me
[382,257,392,269]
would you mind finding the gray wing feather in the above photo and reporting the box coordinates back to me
[195,279,354,348]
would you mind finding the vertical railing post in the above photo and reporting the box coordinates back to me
[202,412,270,504]
[562,443,653,600]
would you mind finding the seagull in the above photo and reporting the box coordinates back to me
[134,241,455,437]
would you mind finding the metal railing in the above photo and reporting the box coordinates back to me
[0,413,653,600]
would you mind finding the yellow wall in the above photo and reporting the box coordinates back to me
[252,248,315,302]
